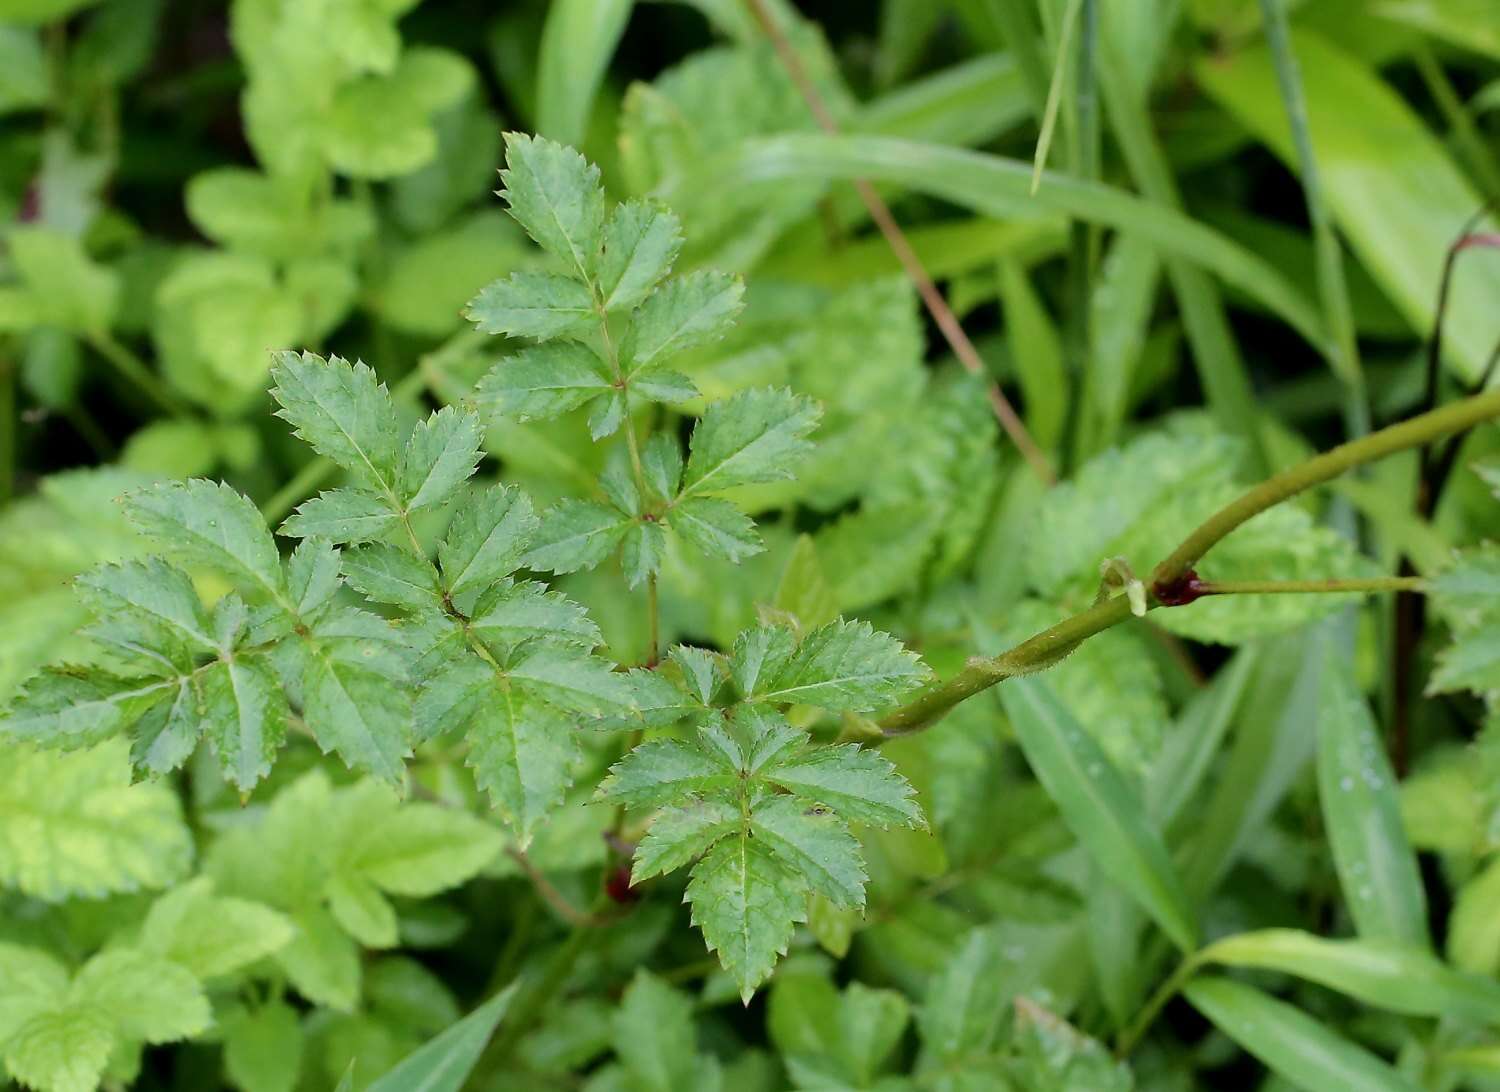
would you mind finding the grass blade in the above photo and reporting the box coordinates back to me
[1201,929,1500,1021]
[1195,28,1500,381]
[1316,655,1428,947]
[1002,676,1197,952]
[367,985,518,1092]
[536,0,633,149]
[1184,977,1421,1092]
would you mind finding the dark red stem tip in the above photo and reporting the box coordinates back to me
[1153,569,1208,607]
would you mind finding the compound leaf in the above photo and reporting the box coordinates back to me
[625,270,744,372]
[475,342,614,422]
[270,351,400,492]
[280,487,399,544]
[683,388,821,496]
[124,479,287,609]
[599,200,683,312]
[498,132,606,281]
[687,834,806,1004]
[744,620,930,712]
[465,271,596,340]
[763,742,924,829]
[438,484,538,600]
[400,406,485,511]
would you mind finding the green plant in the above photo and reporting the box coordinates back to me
[4,2,1500,1091]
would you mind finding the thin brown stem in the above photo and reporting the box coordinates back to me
[506,849,616,929]
[741,0,1055,485]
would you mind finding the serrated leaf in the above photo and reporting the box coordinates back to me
[668,646,722,706]
[0,739,192,900]
[641,433,683,502]
[625,270,744,372]
[465,683,578,844]
[631,369,700,406]
[286,538,343,619]
[280,487,399,544]
[270,352,400,492]
[438,484,538,599]
[74,558,216,661]
[70,949,210,1044]
[750,794,866,909]
[587,389,627,440]
[469,580,601,651]
[498,132,606,280]
[687,835,806,1004]
[632,799,740,883]
[508,647,640,719]
[667,497,764,563]
[598,738,735,809]
[343,543,443,610]
[464,270,596,340]
[743,619,929,712]
[201,655,289,791]
[520,500,632,574]
[301,610,412,785]
[763,742,924,829]
[2,666,176,750]
[683,388,821,496]
[400,407,484,511]
[599,200,683,312]
[729,625,797,700]
[129,678,200,778]
[471,342,606,423]
[124,479,287,609]
[621,520,666,590]
[138,879,294,980]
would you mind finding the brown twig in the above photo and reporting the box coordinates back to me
[741,0,1056,485]
[506,848,617,928]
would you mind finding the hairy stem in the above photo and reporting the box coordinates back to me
[1197,576,1425,596]
[1152,388,1500,588]
[880,387,1500,736]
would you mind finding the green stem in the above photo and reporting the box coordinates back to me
[1115,953,1199,1058]
[591,293,659,664]
[1198,576,1425,596]
[1151,387,1500,588]
[879,386,1500,736]
[86,332,186,416]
